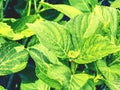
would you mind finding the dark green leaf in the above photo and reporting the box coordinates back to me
[11,15,39,33]
[0,42,28,75]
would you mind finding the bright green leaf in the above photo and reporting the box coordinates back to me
[35,63,62,89]
[66,7,120,64]
[0,22,14,39]
[28,44,62,65]
[93,5,118,43]
[97,60,120,90]
[28,44,62,89]
[41,2,82,18]
[0,85,5,90]
[28,44,71,89]
[75,35,120,64]
[111,0,120,8]
[68,74,95,90]
[21,79,50,90]
[13,29,35,40]
[69,0,98,12]
[27,21,72,59]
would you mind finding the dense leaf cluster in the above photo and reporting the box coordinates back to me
[0,0,120,90]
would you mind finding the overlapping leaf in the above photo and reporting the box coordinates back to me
[0,42,28,75]
[93,6,118,43]
[28,44,96,90]
[111,0,120,8]
[11,15,39,33]
[69,0,98,12]
[68,74,95,90]
[27,21,72,59]
[20,79,50,90]
[66,6,120,64]
[0,15,39,40]
[28,44,71,89]
[41,2,82,18]
[97,60,120,90]
[0,22,14,39]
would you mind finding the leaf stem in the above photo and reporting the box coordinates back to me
[27,0,32,16]
[71,61,78,74]
[37,0,45,13]
[33,0,37,13]
[0,0,3,21]
[4,0,9,11]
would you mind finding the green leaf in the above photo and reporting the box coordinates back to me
[97,60,120,90]
[69,0,98,12]
[28,44,71,89]
[21,79,50,90]
[0,41,28,75]
[11,15,39,33]
[0,37,7,45]
[0,22,35,40]
[66,8,120,64]
[27,35,39,47]
[41,2,82,18]
[10,15,39,40]
[28,44,62,89]
[47,64,71,89]
[19,64,46,90]
[27,21,72,59]
[0,22,14,39]
[93,5,118,43]
[68,74,95,90]
[28,44,96,89]
[28,44,62,65]
[40,9,64,21]
[35,63,62,89]
[111,0,120,8]
[0,85,5,90]
[76,35,120,64]
[13,28,35,40]
[66,14,100,50]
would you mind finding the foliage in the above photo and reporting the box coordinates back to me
[0,0,120,90]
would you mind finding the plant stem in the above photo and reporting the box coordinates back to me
[4,0,9,11]
[34,0,37,13]
[27,0,32,16]
[6,74,14,90]
[37,0,45,13]
[71,61,78,74]
[0,0,3,21]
